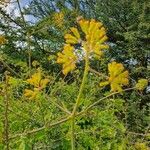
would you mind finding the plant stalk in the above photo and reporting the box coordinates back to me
[71,52,89,150]
[4,73,9,150]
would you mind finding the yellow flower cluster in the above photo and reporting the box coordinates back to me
[100,62,129,92]
[57,18,109,75]
[0,35,7,45]
[57,44,77,75]
[135,79,148,91]
[52,12,64,28]
[78,19,109,56]
[24,69,49,100]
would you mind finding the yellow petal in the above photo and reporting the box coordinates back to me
[26,70,41,87]
[64,34,78,44]
[99,44,109,50]
[40,79,50,89]
[70,27,80,39]
[79,19,89,34]
[99,81,109,87]
[24,89,38,100]
[88,19,96,34]
[99,35,108,44]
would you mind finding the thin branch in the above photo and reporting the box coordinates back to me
[4,73,9,150]
[89,68,108,78]
[47,96,71,115]
[127,131,149,137]
[0,8,23,28]
[78,87,135,116]
[9,116,71,140]
[16,0,26,27]
[0,59,21,77]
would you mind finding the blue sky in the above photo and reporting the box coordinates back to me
[2,0,35,23]
[20,0,30,7]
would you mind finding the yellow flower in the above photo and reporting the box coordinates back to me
[57,17,109,74]
[52,12,64,28]
[26,70,41,87]
[64,18,109,56]
[24,89,38,100]
[135,79,148,91]
[40,78,50,89]
[57,44,77,75]
[0,35,7,45]
[100,62,129,92]
[79,19,109,57]
[24,69,49,100]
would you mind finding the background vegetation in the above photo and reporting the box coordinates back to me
[0,0,149,149]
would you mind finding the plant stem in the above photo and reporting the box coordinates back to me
[49,97,71,114]
[27,33,32,75]
[72,54,89,115]
[71,53,89,150]
[89,67,108,78]
[9,116,71,139]
[78,87,135,116]
[4,73,9,150]
[0,59,20,77]
[71,117,75,150]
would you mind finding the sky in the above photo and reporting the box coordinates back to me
[0,0,35,22]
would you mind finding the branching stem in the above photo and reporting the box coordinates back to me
[9,87,134,141]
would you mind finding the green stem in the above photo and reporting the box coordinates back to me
[46,96,71,115]
[0,59,20,77]
[27,33,32,75]
[78,87,135,116]
[72,54,89,114]
[71,53,89,150]
[71,117,75,150]
[9,116,71,140]
[89,68,108,78]
[4,73,9,150]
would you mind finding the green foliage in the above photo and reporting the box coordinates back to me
[0,0,149,149]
